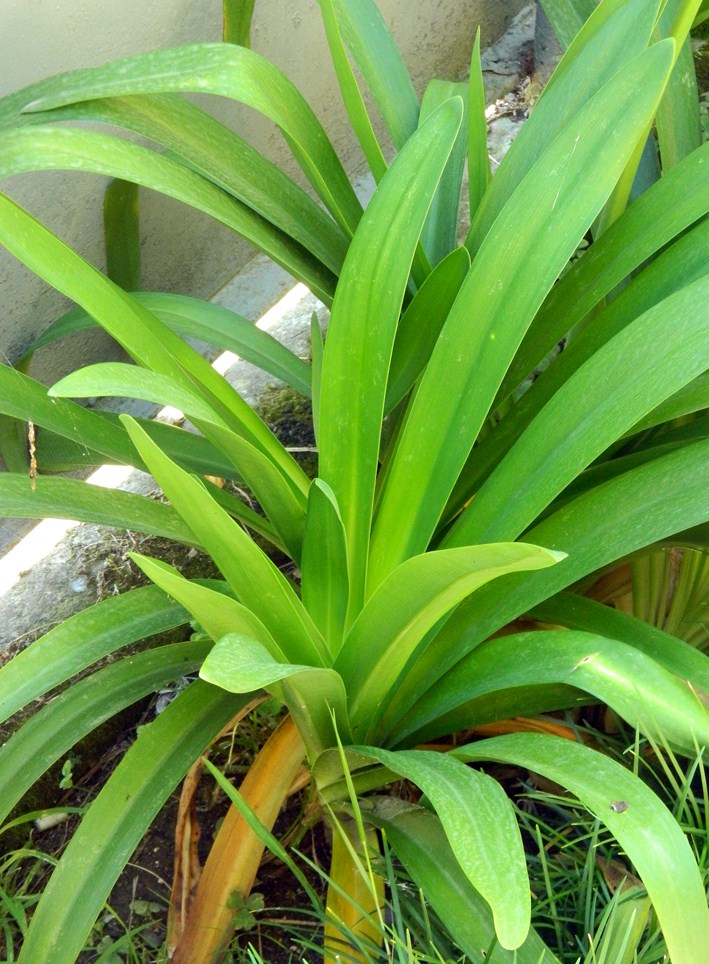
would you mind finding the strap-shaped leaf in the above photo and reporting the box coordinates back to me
[383,246,469,416]
[1,84,347,285]
[450,214,709,508]
[318,98,463,618]
[369,42,675,589]
[349,747,530,951]
[325,0,419,152]
[51,362,227,426]
[387,438,709,730]
[0,639,210,826]
[456,733,709,963]
[530,593,709,689]
[0,365,267,514]
[468,0,662,253]
[223,0,256,46]
[625,371,709,438]
[200,633,351,755]
[129,553,284,660]
[335,544,563,742]
[0,124,336,304]
[0,364,136,468]
[595,0,702,233]
[122,416,326,666]
[467,29,490,222]
[20,43,362,236]
[0,585,188,723]
[28,291,312,398]
[368,798,559,963]
[656,36,701,171]
[103,179,140,290]
[317,0,387,183]
[504,138,709,403]
[0,193,308,497]
[16,681,245,964]
[539,0,596,49]
[197,421,308,562]
[398,630,709,751]
[0,473,197,547]
[419,80,468,267]
[50,366,308,558]
[301,480,350,655]
[446,274,709,546]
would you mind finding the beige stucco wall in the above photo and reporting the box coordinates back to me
[0,0,523,381]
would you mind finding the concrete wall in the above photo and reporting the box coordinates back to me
[0,0,523,382]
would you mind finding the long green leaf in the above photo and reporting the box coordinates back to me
[0,192,308,496]
[0,365,139,469]
[625,371,709,438]
[51,362,228,426]
[0,585,188,723]
[369,42,675,589]
[103,179,141,290]
[539,0,596,49]
[122,416,326,666]
[384,246,469,416]
[596,0,703,231]
[50,365,308,558]
[0,640,211,826]
[398,630,709,751]
[0,474,197,547]
[655,35,702,170]
[317,0,387,183]
[456,733,709,963]
[20,43,362,236]
[446,275,709,546]
[388,438,709,730]
[27,292,312,397]
[468,0,662,253]
[16,681,245,964]
[0,125,336,304]
[327,0,419,152]
[318,98,462,618]
[129,554,284,659]
[467,28,490,222]
[0,365,266,509]
[449,214,709,508]
[301,479,350,655]
[1,85,348,285]
[200,633,350,756]
[223,0,256,46]
[335,544,563,742]
[419,80,468,267]
[368,798,559,964]
[503,138,709,403]
[530,592,709,689]
[350,747,530,951]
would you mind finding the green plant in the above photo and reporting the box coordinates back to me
[1,0,709,961]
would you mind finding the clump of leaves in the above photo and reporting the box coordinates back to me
[0,0,709,962]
